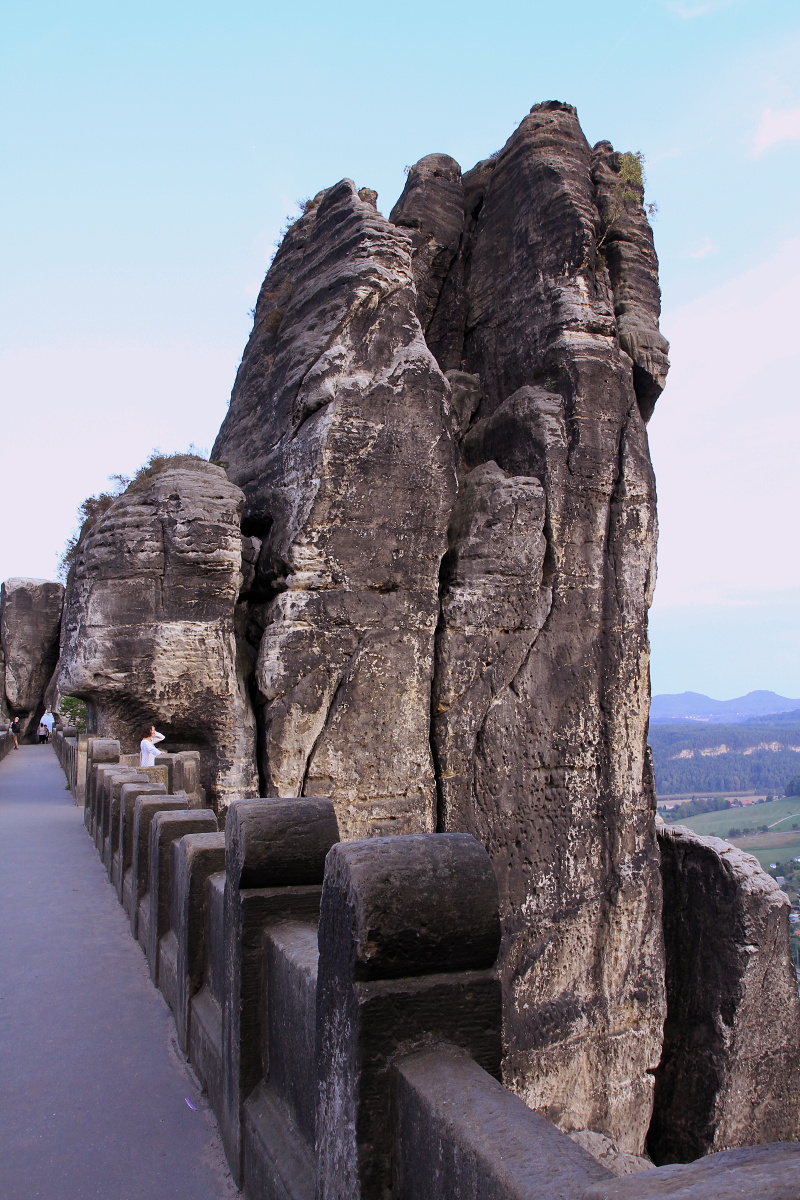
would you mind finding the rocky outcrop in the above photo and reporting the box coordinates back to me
[424,103,665,1151]
[649,825,800,1163]
[213,180,457,840]
[591,143,669,421]
[56,459,258,809]
[1,578,64,740]
[214,101,668,1152]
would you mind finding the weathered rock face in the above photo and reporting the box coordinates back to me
[214,102,668,1149]
[591,142,670,421]
[650,825,800,1164]
[56,460,258,809]
[213,180,457,840]
[420,103,665,1151]
[0,578,64,740]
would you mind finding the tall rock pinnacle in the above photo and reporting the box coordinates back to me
[214,101,669,1150]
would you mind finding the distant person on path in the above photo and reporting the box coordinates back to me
[140,725,165,768]
[40,709,55,742]
[37,723,47,745]
[10,716,21,749]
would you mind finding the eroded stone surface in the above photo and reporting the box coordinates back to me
[56,461,258,809]
[212,102,670,1151]
[591,142,669,422]
[421,102,666,1152]
[581,1142,800,1200]
[213,180,457,840]
[650,825,800,1163]
[18,99,797,1174]
[1,577,64,739]
[569,1130,655,1177]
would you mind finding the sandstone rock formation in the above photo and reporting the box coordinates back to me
[214,101,668,1151]
[56,459,258,809]
[649,825,800,1164]
[214,179,458,840]
[0,577,64,740]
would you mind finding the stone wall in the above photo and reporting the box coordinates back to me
[49,736,800,1200]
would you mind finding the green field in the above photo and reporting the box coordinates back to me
[676,796,800,839]
[729,836,800,873]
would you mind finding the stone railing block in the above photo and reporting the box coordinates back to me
[316,832,502,1200]
[116,782,168,899]
[394,1047,612,1200]
[188,870,227,1112]
[650,825,800,1162]
[167,832,226,1053]
[146,809,219,985]
[90,738,121,765]
[580,1141,800,1199]
[225,796,340,890]
[99,769,146,864]
[127,796,189,938]
[155,751,205,805]
[219,797,340,1184]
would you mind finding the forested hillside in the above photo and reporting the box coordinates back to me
[649,719,800,795]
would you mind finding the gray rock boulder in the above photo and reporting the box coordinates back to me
[213,179,458,840]
[56,459,258,809]
[1,577,64,740]
[649,825,800,1163]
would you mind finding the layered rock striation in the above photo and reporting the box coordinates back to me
[56,459,258,809]
[215,101,669,1150]
[1,577,64,740]
[214,180,458,840]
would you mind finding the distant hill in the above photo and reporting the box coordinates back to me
[649,718,800,795]
[743,708,800,726]
[650,690,800,724]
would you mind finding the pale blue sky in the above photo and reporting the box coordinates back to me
[1,0,798,698]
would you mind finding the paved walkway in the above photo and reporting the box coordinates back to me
[0,745,239,1200]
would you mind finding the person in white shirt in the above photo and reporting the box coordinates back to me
[140,724,165,767]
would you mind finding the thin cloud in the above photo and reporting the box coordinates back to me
[753,107,800,156]
[665,0,743,16]
[686,237,717,259]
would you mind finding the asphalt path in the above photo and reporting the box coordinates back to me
[0,744,238,1200]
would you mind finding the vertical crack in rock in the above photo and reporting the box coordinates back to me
[213,180,458,840]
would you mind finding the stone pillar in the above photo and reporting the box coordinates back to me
[146,809,219,985]
[116,782,168,899]
[220,797,340,1184]
[127,796,189,938]
[155,751,205,805]
[75,734,89,807]
[84,739,120,833]
[315,832,502,1200]
[168,831,226,1052]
